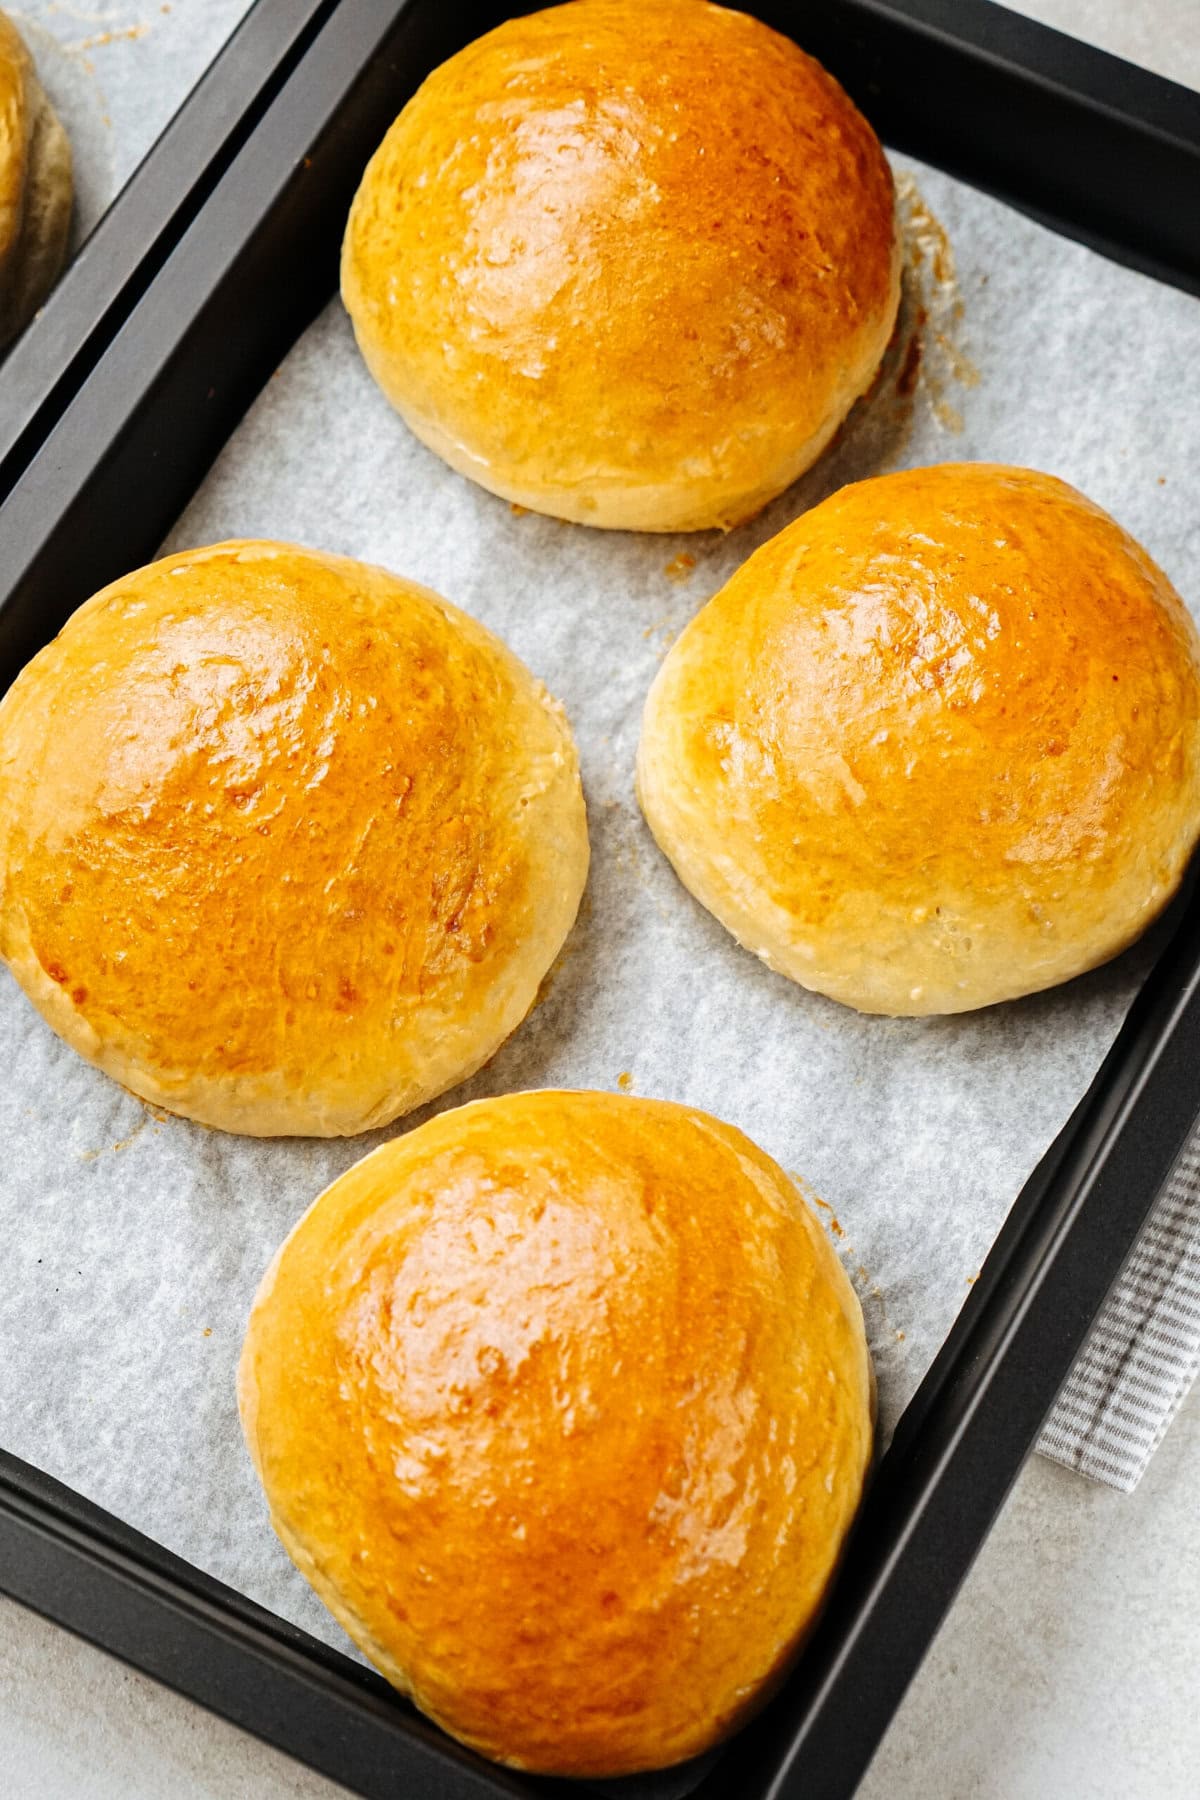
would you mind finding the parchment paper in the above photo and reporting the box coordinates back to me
[1,137,1197,1675]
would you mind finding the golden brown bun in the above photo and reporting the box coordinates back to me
[0,15,25,270]
[239,1090,872,1775]
[341,0,899,533]
[638,464,1200,1015]
[0,12,72,350]
[0,542,588,1134]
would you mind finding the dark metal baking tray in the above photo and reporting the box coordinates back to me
[0,2,1198,1796]
[0,0,344,502]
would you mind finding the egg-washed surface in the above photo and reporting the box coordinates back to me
[239,1093,872,1774]
[0,9,72,349]
[341,0,898,531]
[638,465,1200,1014]
[0,14,29,273]
[0,150,1197,1779]
[0,542,587,1135]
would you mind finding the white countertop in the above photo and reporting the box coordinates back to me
[2,1,1199,1795]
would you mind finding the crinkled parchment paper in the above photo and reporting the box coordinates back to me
[1,132,1198,1682]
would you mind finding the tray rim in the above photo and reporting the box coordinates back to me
[0,0,344,502]
[0,1,1198,1796]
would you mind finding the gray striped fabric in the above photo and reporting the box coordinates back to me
[1037,1134,1200,1491]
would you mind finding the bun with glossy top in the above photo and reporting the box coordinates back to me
[0,541,588,1134]
[341,0,900,532]
[0,10,72,349]
[638,464,1200,1014]
[239,1089,873,1775]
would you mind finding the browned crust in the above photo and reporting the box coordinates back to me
[639,464,1200,1013]
[341,0,900,530]
[239,1091,873,1773]
[0,542,589,1134]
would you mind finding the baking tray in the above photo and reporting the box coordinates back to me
[0,1,1198,1796]
[0,0,344,501]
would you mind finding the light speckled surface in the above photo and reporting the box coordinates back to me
[1,3,1199,1798]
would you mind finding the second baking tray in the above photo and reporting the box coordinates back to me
[1,2,1199,1797]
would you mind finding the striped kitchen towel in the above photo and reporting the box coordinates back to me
[1037,1131,1200,1492]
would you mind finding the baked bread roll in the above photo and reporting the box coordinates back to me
[0,11,72,350]
[638,464,1200,1015]
[239,1089,872,1775]
[341,0,899,533]
[0,542,588,1134]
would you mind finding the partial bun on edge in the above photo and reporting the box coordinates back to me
[340,0,900,533]
[238,1089,873,1776]
[0,11,73,350]
[638,464,1200,1015]
[0,542,588,1135]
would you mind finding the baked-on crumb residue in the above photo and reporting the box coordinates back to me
[854,173,981,462]
[893,173,980,427]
